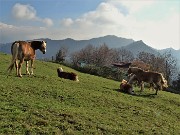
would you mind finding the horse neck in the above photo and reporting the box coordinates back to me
[128,74,136,84]
[30,41,41,50]
[132,68,143,75]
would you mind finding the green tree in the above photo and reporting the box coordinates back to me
[55,47,68,63]
[172,74,180,90]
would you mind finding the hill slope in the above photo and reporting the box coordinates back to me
[0,53,179,134]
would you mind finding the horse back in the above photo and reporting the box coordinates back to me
[143,71,162,83]
[132,69,162,83]
[11,41,35,60]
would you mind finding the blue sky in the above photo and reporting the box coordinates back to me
[1,0,104,21]
[0,0,180,50]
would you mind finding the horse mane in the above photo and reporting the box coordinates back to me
[30,41,43,50]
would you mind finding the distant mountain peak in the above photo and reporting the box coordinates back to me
[123,40,158,56]
[64,38,75,41]
[103,35,117,38]
[130,40,147,47]
[136,40,143,43]
[34,38,51,41]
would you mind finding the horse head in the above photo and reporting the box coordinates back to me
[58,67,64,72]
[127,68,132,74]
[40,41,47,54]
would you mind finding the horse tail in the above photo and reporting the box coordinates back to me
[7,42,19,74]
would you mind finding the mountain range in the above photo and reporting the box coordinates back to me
[0,35,179,67]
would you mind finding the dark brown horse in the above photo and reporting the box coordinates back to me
[7,40,47,77]
[57,67,79,81]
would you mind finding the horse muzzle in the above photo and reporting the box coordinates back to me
[42,50,46,54]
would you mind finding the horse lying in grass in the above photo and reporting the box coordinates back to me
[127,67,168,95]
[7,40,47,77]
[57,67,79,81]
[119,79,135,95]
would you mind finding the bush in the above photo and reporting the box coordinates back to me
[66,63,127,81]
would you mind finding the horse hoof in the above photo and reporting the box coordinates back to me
[26,72,30,75]
[30,72,34,75]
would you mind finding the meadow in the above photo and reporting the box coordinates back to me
[0,53,179,135]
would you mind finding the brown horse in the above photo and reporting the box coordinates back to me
[128,73,155,91]
[7,40,46,77]
[127,67,168,95]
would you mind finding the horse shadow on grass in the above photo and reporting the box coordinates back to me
[113,88,157,98]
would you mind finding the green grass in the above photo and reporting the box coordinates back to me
[0,53,180,135]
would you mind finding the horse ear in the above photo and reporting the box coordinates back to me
[42,41,47,43]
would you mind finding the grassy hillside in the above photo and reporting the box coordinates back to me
[0,53,179,135]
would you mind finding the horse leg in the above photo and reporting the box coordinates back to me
[156,82,163,95]
[26,61,30,75]
[155,85,159,95]
[30,59,34,75]
[149,83,155,91]
[138,81,141,88]
[18,59,24,77]
[140,81,144,92]
[15,60,19,76]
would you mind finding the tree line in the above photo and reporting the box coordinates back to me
[55,44,179,90]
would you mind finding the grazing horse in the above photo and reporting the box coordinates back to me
[128,73,155,90]
[7,40,46,77]
[57,67,79,81]
[127,67,168,95]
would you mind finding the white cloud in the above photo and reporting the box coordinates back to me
[107,0,155,14]
[59,1,179,49]
[79,2,126,25]
[60,18,74,27]
[12,3,53,27]
[42,18,53,27]
[138,13,180,50]
[12,3,37,20]
[0,22,49,43]
[59,2,133,40]
[0,22,14,29]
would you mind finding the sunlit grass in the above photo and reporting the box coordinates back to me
[0,53,179,134]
